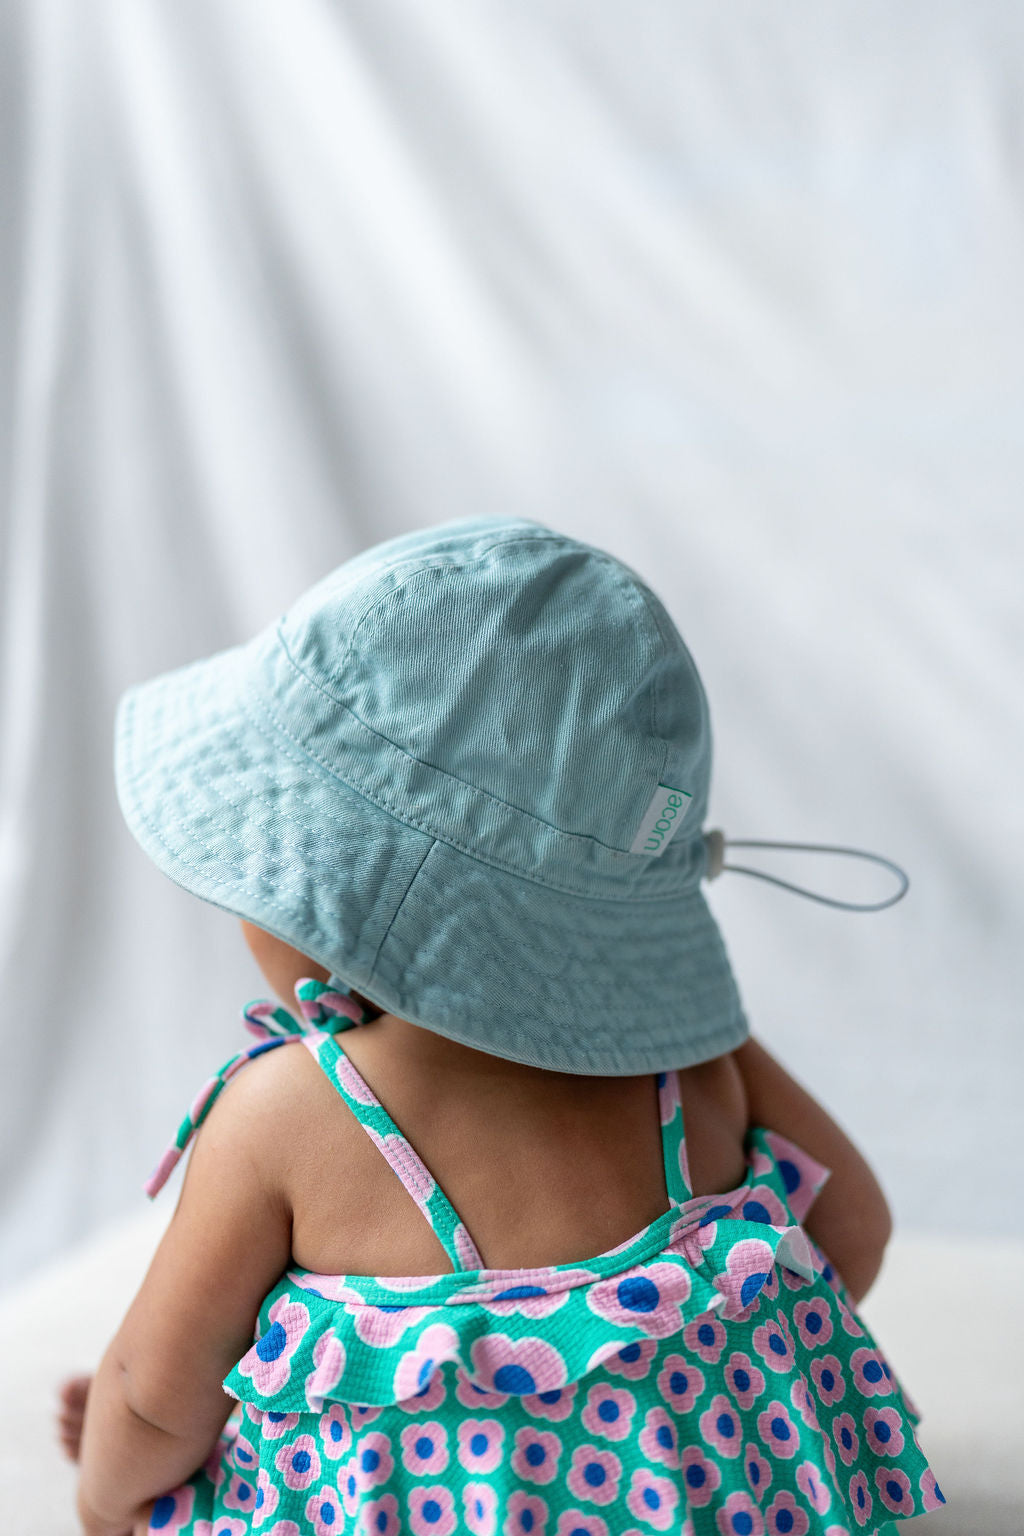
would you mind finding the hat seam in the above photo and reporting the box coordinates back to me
[271,629,693,883]
[328,531,573,682]
[244,672,702,905]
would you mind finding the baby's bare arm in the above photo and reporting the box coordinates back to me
[732,1037,892,1303]
[76,1054,295,1533]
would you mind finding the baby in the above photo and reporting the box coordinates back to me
[58,516,944,1534]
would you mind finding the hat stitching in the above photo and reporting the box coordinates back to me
[245,671,704,904]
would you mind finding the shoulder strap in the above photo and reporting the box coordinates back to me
[658,1069,693,1205]
[305,1030,485,1274]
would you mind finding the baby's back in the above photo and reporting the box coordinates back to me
[258,1015,750,1277]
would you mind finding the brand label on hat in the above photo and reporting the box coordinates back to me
[630,783,692,856]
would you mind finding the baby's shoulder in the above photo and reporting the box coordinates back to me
[199,1038,373,1186]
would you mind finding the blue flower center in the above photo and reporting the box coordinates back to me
[616,1276,660,1313]
[494,1363,536,1394]
[255,1321,287,1362]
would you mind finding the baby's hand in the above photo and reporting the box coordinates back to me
[57,1374,92,1463]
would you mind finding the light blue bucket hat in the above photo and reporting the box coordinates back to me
[115,515,749,1074]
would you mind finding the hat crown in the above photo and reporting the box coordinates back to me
[278,517,711,855]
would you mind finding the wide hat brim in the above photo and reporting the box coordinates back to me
[115,635,747,1075]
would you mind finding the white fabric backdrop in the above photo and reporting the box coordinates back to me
[2,0,1022,1285]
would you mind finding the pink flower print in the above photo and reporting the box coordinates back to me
[743,1443,773,1504]
[752,1316,796,1374]
[305,1328,347,1410]
[567,1445,623,1506]
[353,1430,394,1489]
[231,1431,258,1474]
[521,1382,578,1421]
[319,1404,352,1460]
[252,1466,280,1526]
[789,1374,820,1431]
[469,1332,567,1398]
[711,1238,779,1318]
[259,1410,301,1440]
[454,1221,482,1269]
[392,1321,461,1401]
[305,1487,344,1536]
[626,1467,679,1531]
[657,1067,680,1124]
[581,1382,636,1442]
[332,1050,377,1104]
[458,1417,506,1474]
[837,1302,864,1338]
[683,1313,727,1364]
[275,1435,321,1492]
[503,1491,549,1535]
[792,1296,833,1349]
[757,1401,800,1460]
[223,1470,259,1514]
[656,1352,705,1413]
[700,1393,744,1459]
[348,1301,433,1348]
[764,1491,809,1535]
[400,1419,449,1475]
[832,1412,859,1466]
[863,1405,904,1457]
[724,1350,766,1410]
[456,1366,510,1409]
[366,1127,435,1210]
[587,1261,691,1337]
[512,1426,563,1484]
[796,1461,832,1514]
[919,1468,946,1510]
[762,1132,830,1222]
[738,1186,790,1229]
[349,1402,384,1428]
[780,1265,810,1294]
[605,1339,658,1380]
[264,1525,301,1536]
[409,1484,457,1536]
[851,1347,892,1398]
[848,1469,872,1526]
[874,1467,913,1516]
[715,1491,765,1535]
[638,1407,679,1469]
[338,1457,361,1517]
[463,1483,499,1536]
[479,1278,583,1320]
[146,1488,195,1532]
[197,1521,245,1536]
[397,1370,447,1414]
[679,1445,722,1507]
[809,1355,845,1408]
[236,1296,311,1397]
[554,1517,608,1536]
[358,1493,401,1536]
[821,1436,837,1481]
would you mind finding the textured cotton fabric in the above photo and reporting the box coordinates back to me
[145,980,942,1534]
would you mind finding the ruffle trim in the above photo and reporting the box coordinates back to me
[223,1215,823,1412]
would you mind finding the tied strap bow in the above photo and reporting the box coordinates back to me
[144,978,373,1198]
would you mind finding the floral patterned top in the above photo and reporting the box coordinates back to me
[144,979,944,1536]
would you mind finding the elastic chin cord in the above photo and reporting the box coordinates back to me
[703,831,910,912]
